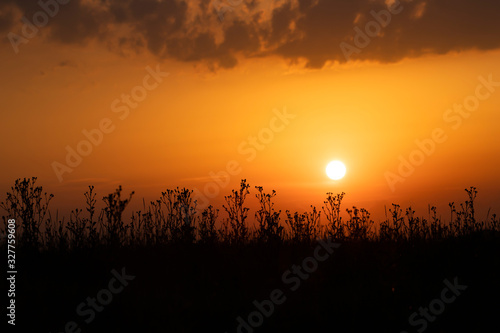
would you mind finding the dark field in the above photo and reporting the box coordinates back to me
[2,178,499,332]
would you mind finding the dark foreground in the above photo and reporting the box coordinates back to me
[2,179,499,332]
[7,234,500,333]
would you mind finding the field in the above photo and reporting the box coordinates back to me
[2,177,499,332]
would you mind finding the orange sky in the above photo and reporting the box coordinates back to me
[1,0,499,222]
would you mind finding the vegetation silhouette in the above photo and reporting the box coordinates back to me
[1,178,498,249]
[1,177,499,332]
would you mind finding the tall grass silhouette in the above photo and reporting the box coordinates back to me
[1,177,498,250]
[2,178,499,333]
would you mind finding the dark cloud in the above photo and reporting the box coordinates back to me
[0,3,16,32]
[3,0,500,69]
[49,1,106,44]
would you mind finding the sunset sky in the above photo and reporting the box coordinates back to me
[1,0,499,221]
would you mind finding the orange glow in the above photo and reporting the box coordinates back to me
[1,44,500,220]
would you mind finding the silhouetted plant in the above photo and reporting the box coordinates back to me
[380,204,406,241]
[489,213,498,231]
[254,186,283,243]
[84,186,99,246]
[456,202,469,236]
[305,206,322,240]
[149,199,167,244]
[428,205,447,240]
[160,188,197,243]
[449,201,461,237]
[1,178,498,250]
[176,188,197,243]
[465,186,478,229]
[345,206,373,241]
[42,211,67,251]
[160,190,177,241]
[67,208,87,249]
[285,205,320,243]
[323,192,345,241]
[199,205,219,244]
[451,187,480,236]
[66,186,100,249]
[405,207,417,241]
[129,210,142,245]
[218,219,231,244]
[101,186,134,246]
[0,177,53,249]
[129,199,155,246]
[223,179,250,245]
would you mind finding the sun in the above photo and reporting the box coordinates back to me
[326,161,346,180]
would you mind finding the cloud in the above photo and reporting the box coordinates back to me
[3,0,500,69]
[0,3,17,32]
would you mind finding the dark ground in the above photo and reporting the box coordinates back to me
[5,233,500,333]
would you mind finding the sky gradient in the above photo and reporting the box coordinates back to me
[1,0,499,221]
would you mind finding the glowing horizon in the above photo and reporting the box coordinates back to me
[1,0,499,223]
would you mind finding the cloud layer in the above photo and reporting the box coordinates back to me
[3,0,500,68]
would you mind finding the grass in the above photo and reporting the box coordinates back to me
[2,177,499,332]
[1,178,498,250]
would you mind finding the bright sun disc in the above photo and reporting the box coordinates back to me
[326,161,346,180]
